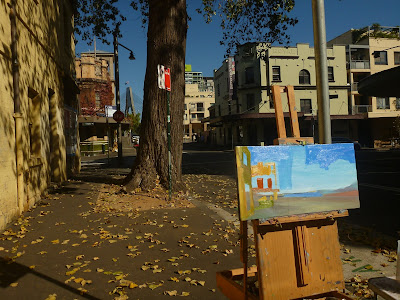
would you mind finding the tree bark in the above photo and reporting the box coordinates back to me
[125,0,187,192]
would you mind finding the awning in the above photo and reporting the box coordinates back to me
[358,66,400,97]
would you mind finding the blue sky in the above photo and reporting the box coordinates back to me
[75,0,400,113]
[247,144,358,194]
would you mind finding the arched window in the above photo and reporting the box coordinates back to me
[299,69,310,85]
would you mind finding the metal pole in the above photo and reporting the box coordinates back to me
[311,0,331,144]
[167,90,172,201]
[113,28,123,164]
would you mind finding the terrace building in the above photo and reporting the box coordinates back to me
[328,25,400,146]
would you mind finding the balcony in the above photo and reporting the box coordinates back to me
[351,82,358,92]
[350,60,370,70]
[352,105,372,114]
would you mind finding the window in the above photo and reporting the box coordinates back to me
[95,93,101,108]
[300,99,312,114]
[396,98,400,110]
[376,97,390,109]
[197,113,205,119]
[95,65,101,76]
[191,113,196,119]
[246,94,255,111]
[299,69,310,84]
[374,51,388,65]
[183,114,187,120]
[184,104,187,110]
[394,52,400,65]
[328,66,334,82]
[245,67,254,84]
[272,66,281,82]
[197,102,204,111]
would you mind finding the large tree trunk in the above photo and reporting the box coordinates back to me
[125,0,187,192]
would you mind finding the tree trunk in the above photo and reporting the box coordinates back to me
[125,0,187,192]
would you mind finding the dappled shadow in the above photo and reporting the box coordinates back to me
[0,257,101,299]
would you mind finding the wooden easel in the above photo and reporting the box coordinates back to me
[217,86,353,300]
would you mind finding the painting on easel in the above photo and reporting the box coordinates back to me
[236,144,360,221]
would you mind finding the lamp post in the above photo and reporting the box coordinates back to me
[113,25,135,165]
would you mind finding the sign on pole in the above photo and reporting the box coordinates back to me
[165,68,171,91]
[157,64,165,90]
[113,110,125,123]
[157,64,172,201]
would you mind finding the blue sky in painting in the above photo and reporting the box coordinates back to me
[248,144,358,194]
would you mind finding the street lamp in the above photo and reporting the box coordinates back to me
[113,25,135,165]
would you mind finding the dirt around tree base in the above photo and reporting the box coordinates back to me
[95,183,194,213]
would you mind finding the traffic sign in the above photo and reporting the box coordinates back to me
[113,110,125,122]
[157,64,165,89]
[165,68,171,91]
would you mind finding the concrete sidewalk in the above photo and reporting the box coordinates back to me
[0,178,247,299]
[0,150,397,299]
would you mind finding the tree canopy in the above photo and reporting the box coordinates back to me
[73,0,297,51]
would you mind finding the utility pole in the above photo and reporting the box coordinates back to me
[312,0,332,144]
[113,26,123,164]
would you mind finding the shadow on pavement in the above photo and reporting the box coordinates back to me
[0,257,101,300]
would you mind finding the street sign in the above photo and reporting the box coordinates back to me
[105,105,117,118]
[113,110,125,122]
[157,64,165,89]
[165,68,171,91]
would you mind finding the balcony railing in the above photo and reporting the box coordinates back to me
[351,82,358,91]
[196,107,205,112]
[352,105,372,114]
[350,60,370,69]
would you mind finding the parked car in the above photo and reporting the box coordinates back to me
[132,135,140,147]
[332,137,361,151]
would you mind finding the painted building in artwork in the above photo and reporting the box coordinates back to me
[0,1,80,230]
[210,43,350,146]
[183,67,215,141]
[328,25,400,147]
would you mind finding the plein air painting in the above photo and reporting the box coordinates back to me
[236,144,360,221]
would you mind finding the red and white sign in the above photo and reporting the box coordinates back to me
[157,64,165,89]
[157,64,171,91]
[113,110,125,123]
[165,68,171,91]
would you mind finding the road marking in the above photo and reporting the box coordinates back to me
[359,183,400,193]
[81,162,106,166]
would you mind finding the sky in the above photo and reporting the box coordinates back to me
[75,0,400,114]
[247,144,358,194]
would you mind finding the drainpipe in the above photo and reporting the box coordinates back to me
[10,0,25,213]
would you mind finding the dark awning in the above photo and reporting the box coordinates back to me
[358,66,400,97]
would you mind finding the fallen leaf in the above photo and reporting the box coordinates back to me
[164,290,178,296]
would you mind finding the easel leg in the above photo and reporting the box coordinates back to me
[240,220,248,299]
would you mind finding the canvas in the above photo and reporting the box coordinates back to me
[235,144,360,221]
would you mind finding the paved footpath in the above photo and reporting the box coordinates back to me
[0,175,247,299]
[0,149,398,299]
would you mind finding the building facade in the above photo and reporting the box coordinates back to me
[0,1,79,230]
[211,43,350,146]
[183,68,215,141]
[328,25,400,146]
